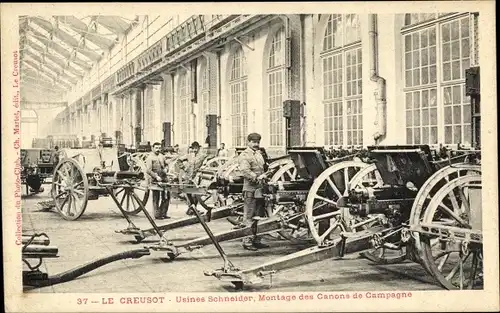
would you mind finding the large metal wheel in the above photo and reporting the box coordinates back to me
[409,164,481,265]
[51,158,89,221]
[305,161,369,246]
[418,175,483,289]
[114,182,150,215]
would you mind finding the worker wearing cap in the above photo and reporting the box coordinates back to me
[145,142,170,220]
[238,132,269,251]
[177,141,208,215]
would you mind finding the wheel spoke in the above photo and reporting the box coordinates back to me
[115,188,125,197]
[314,195,337,206]
[319,221,340,241]
[326,177,342,198]
[436,202,471,228]
[457,188,471,215]
[313,211,340,222]
[437,253,450,271]
[445,251,471,281]
[55,191,68,199]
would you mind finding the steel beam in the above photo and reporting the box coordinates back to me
[116,204,237,241]
[205,226,384,287]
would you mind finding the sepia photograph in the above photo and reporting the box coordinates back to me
[2,2,498,312]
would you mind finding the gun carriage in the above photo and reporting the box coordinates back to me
[50,146,150,220]
[141,147,372,263]
[116,149,298,243]
[203,145,481,291]
[20,148,59,195]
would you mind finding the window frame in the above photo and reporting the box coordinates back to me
[229,45,248,148]
[267,26,287,148]
[401,12,474,148]
[320,14,363,148]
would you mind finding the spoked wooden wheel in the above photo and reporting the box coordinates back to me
[418,174,482,290]
[114,182,150,215]
[305,161,369,246]
[409,164,481,265]
[270,161,297,182]
[51,158,89,221]
[203,156,230,170]
[344,164,407,264]
[128,153,146,173]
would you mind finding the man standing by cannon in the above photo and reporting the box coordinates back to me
[145,142,170,220]
[238,133,270,251]
[177,141,208,215]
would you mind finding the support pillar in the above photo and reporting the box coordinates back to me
[134,87,143,147]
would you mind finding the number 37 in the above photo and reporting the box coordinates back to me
[77,298,88,305]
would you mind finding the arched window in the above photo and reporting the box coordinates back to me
[402,13,475,146]
[229,46,248,147]
[178,71,191,146]
[321,14,362,146]
[267,26,286,147]
[199,57,210,139]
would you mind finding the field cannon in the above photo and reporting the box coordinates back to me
[205,145,482,291]
[116,150,298,243]
[50,147,150,220]
[142,147,369,262]
[22,233,150,289]
[20,148,58,195]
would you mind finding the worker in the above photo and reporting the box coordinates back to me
[238,132,269,251]
[145,142,170,220]
[177,141,208,215]
[217,143,229,157]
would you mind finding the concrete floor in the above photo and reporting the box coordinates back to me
[22,187,442,293]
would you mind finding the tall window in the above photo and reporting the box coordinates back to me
[199,58,210,139]
[403,13,474,146]
[321,14,363,146]
[268,26,286,147]
[229,46,248,147]
[178,71,191,146]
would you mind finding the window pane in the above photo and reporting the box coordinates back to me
[463,104,471,123]
[405,53,412,69]
[422,90,429,107]
[421,49,429,66]
[429,46,436,64]
[452,60,461,80]
[430,108,437,124]
[422,67,429,84]
[406,128,413,143]
[405,70,412,87]
[422,108,429,125]
[445,126,452,144]
[443,43,451,62]
[451,20,459,40]
[429,27,436,45]
[406,111,413,126]
[405,35,412,52]
[429,65,437,83]
[452,86,462,104]
[413,91,420,108]
[421,31,428,47]
[443,62,451,81]
[453,125,461,143]
[442,23,451,42]
[444,106,452,124]
[431,127,438,144]
[453,106,461,124]
[451,41,460,60]
[422,127,429,143]
[406,93,412,109]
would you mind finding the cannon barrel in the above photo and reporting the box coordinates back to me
[23,248,151,288]
[115,171,145,180]
[23,245,59,258]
